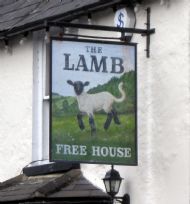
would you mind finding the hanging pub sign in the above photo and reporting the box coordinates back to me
[50,37,137,165]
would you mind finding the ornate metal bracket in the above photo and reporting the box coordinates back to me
[48,7,155,58]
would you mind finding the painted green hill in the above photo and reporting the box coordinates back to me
[52,70,136,116]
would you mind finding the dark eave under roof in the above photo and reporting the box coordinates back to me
[0,0,141,39]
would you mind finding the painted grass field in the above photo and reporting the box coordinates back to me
[51,113,137,165]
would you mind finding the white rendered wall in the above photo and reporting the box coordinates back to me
[81,1,190,204]
[0,38,33,181]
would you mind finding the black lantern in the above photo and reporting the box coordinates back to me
[103,165,123,198]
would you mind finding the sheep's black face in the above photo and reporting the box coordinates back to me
[67,80,90,95]
[73,81,84,95]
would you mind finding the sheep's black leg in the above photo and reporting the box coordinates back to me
[104,112,113,130]
[89,115,96,135]
[77,113,85,130]
[112,109,121,125]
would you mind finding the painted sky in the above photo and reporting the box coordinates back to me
[52,39,136,96]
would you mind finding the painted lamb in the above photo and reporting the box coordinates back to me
[67,80,126,135]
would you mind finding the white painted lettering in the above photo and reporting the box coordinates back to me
[80,145,87,156]
[117,147,124,158]
[124,148,131,157]
[56,144,63,154]
[109,147,116,157]
[101,147,109,157]
[72,145,79,155]
[92,146,101,156]
[64,144,71,155]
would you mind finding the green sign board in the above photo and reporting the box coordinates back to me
[50,38,137,165]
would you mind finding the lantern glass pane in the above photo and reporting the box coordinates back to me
[114,180,121,193]
[110,180,117,192]
[104,180,111,193]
